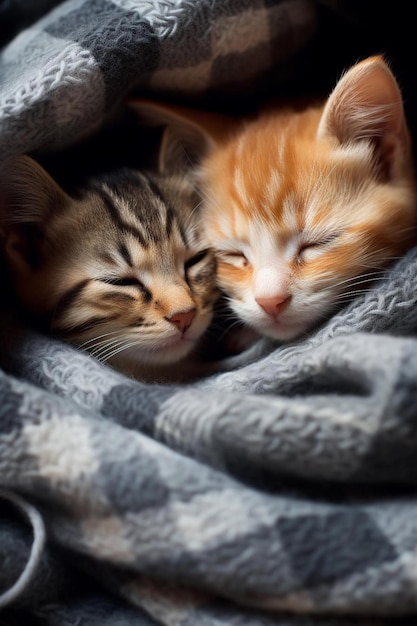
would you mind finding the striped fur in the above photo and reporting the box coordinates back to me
[137,56,417,341]
[0,156,219,377]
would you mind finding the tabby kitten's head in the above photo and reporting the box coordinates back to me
[0,156,218,371]
[130,56,417,341]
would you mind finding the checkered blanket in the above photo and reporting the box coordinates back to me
[1,1,417,625]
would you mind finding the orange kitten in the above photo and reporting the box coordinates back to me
[130,55,417,342]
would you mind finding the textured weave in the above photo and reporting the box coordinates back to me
[1,1,417,625]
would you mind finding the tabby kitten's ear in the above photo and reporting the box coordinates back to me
[128,98,230,173]
[317,55,409,180]
[0,154,70,274]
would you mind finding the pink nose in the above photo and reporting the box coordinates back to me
[255,295,290,317]
[166,308,196,333]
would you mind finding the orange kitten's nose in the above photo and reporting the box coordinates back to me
[255,295,290,317]
[167,308,196,333]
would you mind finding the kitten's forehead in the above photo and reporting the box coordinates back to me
[104,184,176,239]
[98,171,198,241]
[67,170,203,280]
[206,126,381,244]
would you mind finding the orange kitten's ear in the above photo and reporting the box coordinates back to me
[127,98,230,173]
[0,154,70,273]
[317,56,409,178]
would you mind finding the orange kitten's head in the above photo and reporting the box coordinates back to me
[130,56,417,341]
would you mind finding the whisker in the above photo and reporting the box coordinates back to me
[332,272,388,289]
[91,335,146,362]
[78,328,125,349]
[88,337,128,361]
[98,339,145,363]
[87,329,159,361]
[334,289,374,301]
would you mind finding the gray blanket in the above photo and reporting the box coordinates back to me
[1,1,417,625]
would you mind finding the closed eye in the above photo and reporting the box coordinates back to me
[218,251,249,268]
[97,276,152,301]
[299,233,340,256]
[299,242,321,254]
[184,249,209,270]
[98,277,142,287]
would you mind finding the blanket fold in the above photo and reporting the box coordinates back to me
[1,1,417,625]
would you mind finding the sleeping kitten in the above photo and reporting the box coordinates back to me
[0,155,219,380]
[130,55,417,342]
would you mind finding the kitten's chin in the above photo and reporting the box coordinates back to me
[253,318,307,342]
[108,328,234,384]
[146,336,199,365]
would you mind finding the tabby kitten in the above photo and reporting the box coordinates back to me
[130,55,417,342]
[0,155,219,379]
